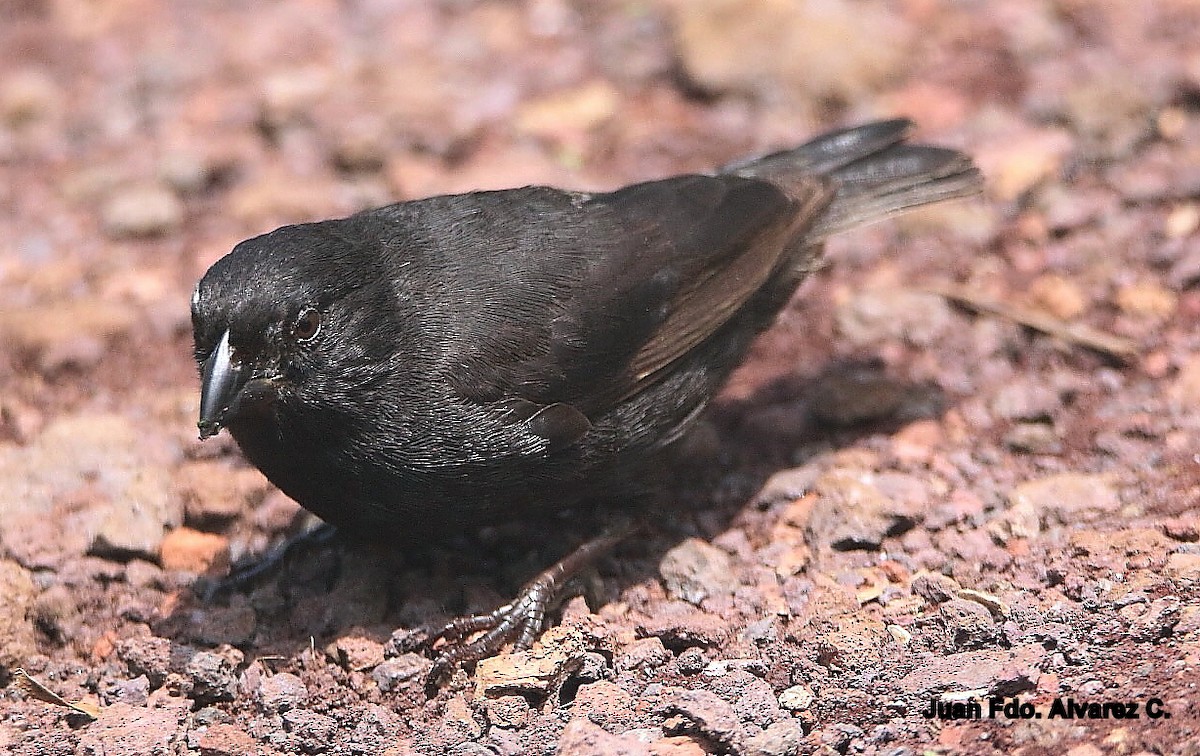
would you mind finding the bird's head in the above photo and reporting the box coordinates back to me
[190,221,391,440]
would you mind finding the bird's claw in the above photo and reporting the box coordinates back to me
[422,573,558,686]
[410,522,637,690]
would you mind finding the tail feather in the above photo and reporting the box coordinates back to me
[810,143,982,239]
[726,119,983,241]
[726,118,915,176]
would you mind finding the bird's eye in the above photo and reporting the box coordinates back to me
[293,308,321,342]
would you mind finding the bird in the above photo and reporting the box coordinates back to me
[191,118,982,678]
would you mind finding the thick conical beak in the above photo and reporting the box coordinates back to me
[198,329,244,440]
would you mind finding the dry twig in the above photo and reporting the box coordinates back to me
[924,283,1138,361]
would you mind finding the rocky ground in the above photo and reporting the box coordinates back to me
[2,0,1199,754]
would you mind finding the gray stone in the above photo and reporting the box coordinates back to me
[659,538,740,605]
[256,671,309,713]
[744,719,805,756]
[185,649,241,704]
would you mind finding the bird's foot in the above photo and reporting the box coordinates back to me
[416,521,638,687]
[423,581,555,684]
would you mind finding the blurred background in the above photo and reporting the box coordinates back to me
[2,0,1195,365]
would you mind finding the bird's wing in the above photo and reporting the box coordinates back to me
[591,174,831,404]
[419,174,831,450]
[516,173,832,416]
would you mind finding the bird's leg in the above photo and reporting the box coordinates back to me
[422,519,639,683]
[202,521,338,600]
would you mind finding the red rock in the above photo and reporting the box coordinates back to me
[1170,355,1200,410]
[76,702,186,756]
[1027,273,1087,320]
[635,603,729,651]
[815,618,888,672]
[1008,473,1121,526]
[807,470,925,551]
[559,719,650,755]
[160,527,230,574]
[0,560,36,669]
[435,694,483,747]
[1068,529,1171,572]
[656,688,745,753]
[255,671,309,714]
[197,723,273,756]
[650,735,708,756]
[895,645,1043,696]
[484,695,530,730]
[571,680,634,731]
[176,461,271,524]
[890,419,943,464]
[1165,553,1200,584]
[618,636,673,674]
[325,634,385,671]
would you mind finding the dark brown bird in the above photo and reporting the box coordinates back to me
[191,119,982,676]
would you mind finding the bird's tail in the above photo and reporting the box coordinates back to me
[725,119,983,240]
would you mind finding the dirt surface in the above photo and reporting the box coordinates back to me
[2,1,1199,754]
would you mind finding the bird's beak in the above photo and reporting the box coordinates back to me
[198,329,244,440]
